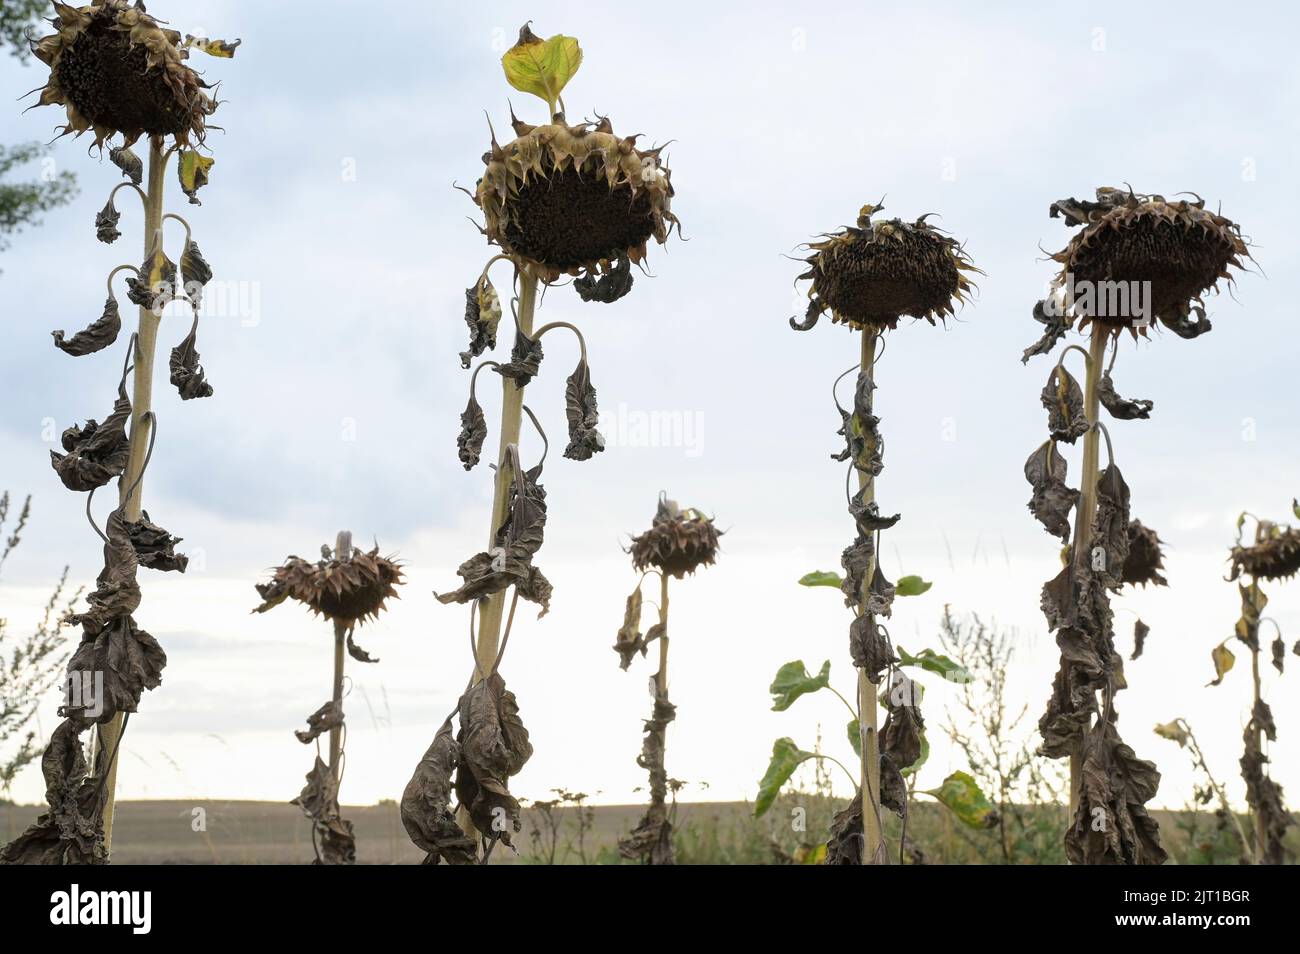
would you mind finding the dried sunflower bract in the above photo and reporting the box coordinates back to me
[629,495,721,579]
[794,204,978,332]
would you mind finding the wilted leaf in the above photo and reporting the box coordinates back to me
[1153,720,1189,747]
[52,297,121,356]
[169,320,213,400]
[126,245,178,314]
[823,793,864,865]
[895,575,932,597]
[1271,636,1285,675]
[291,757,356,865]
[294,701,343,744]
[926,771,998,830]
[494,328,544,386]
[563,359,604,461]
[95,198,120,244]
[619,684,677,864]
[896,645,972,683]
[848,612,895,680]
[1024,440,1078,542]
[1091,464,1131,589]
[127,511,188,572]
[753,738,815,817]
[460,277,502,369]
[574,256,633,303]
[109,145,142,185]
[177,151,214,205]
[613,586,645,670]
[769,660,831,711]
[1021,299,1070,364]
[500,24,582,112]
[456,395,488,471]
[1207,642,1235,686]
[184,35,242,57]
[1041,364,1089,444]
[1099,371,1153,420]
[50,380,131,492]
[1131,618,1149,661]
[798,570,843,588]
[455,673,533,846]
[179,241,213,308]
[401,719,477,865]
[346,627,378,664]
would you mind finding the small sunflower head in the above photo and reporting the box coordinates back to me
[1048,187,1250,338]
[794,205,978,333]
[1121,520,1168,588]
[1229,519,1300,584]
[628,495,721,579]
[475,112,678,282]
[255,545,404,626]
[31,2,236,148]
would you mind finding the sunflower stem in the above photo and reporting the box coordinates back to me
[456,267,538,842]
[1066,323,1109,827]
[1248,629,1267,862]
[856,328,884,865]
[100,136,169,855]
[329,531,353,782]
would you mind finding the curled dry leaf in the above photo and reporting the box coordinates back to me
[126,247,178,314]
[95,198,121,243]
[1099,371,1153,420]
[1091,465,1132,590]
[436,456,551,614]
[177,150,214,205]
[460,277,502,369]
[52,296,121,356]
[1024,440,1077,542]
[849,612,895,681]
[1131,618,1149,661]
[50,380,131,492]
[0,719,107,865]
[291,757,356,865]
[574,255,634,303]
[455,673,533,847]
[179,241,213,308]
[400,720,477,865]
[1271,636,1285,675]
[1066,721,1167,865]
[613,586,645,670]
[345,627,378,664]
[456,394,488,471]
[619,686,676,865]
[1240,723,1291,865]
[1022,299,1070,364]
[169,321,213,400]
[1041,364,1089,444]
[109,145,143,185]
[833,370,882,477]
[127,510,188,572]
[563,359,605,461]
[494,328,544,386]
[294,701,344,745]
[823,793,863,865]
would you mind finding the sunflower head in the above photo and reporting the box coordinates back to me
[31,1,234,147]
[628,495,721,579]
[476,112,678,282]
[1120,520,1168,588]
[1048,187,1250,338]
[794,205,979,333]
[1229,520,1300,584]
[255,545,404,626]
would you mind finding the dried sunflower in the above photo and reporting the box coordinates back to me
[475,25,678,285]
[1121,520,1168,588]
[628,495,721,579]
[793,204,979,332]
[1230,522,1300,584]
[1048,187,1250,337]
[254,546,404,627]
[29,1,230,147]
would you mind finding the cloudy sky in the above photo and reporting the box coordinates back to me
[1,0,1297,828]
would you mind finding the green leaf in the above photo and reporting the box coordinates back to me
[847,718,861,759]
[798,570,843,588]
[754,738,815,817]
[1293,498,1299,521]
[895,574,932,597]
[769,660,831,711]
[896,645,973,684]
[926,770,997,829]
[500,24,582,113]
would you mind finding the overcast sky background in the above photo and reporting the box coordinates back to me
[1,0,1297,831]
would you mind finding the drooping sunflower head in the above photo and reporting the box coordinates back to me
[476,111,678,282]
[1048,187,1251,338]
[254,546,404,627]
[1229,519,1300,584]
[628,495,721,580]
[31,1,234,147]
[793,204,979,333]
[1121,520,1168,588]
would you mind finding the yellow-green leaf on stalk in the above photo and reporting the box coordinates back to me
[847,718,860,758]
[798,570,843,588]
[185,35,241,58]
[896,645,973,684]
[794,843,827,865]
[177,151,215,206]
[754,738,815,817]
[926,770,997,829]
[1293,498,1300,521]
[769,660,831,711]
[501,24,582,115]
[895,575,932,597]
[1153,720,1189,747]
[1207,642,1235,687]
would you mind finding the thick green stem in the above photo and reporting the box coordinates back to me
[100,137,169,854]
[329,531,352,782]
[856,329,883,865]
[1067,324,1109,823]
